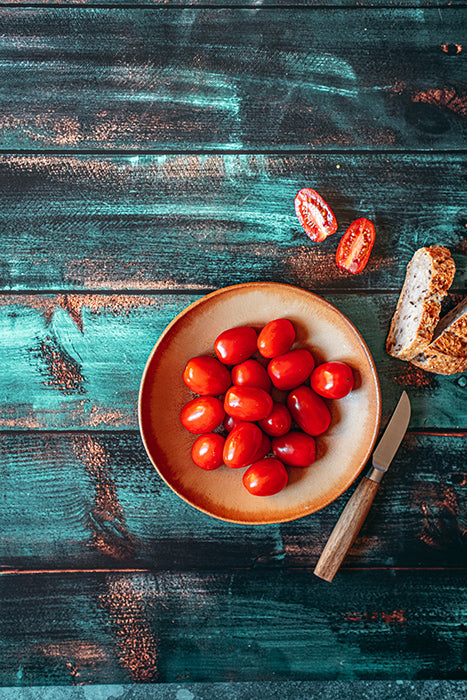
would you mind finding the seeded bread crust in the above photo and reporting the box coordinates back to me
[427,297,467,358]
[410,349,467,375]
[386,246,456,361]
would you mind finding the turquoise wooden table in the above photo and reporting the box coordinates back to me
[0,0,466,694]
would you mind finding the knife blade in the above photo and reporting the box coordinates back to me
[314,391,411,582]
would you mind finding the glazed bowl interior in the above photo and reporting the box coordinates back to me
[139,283,381,524]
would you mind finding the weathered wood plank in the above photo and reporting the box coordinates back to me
[0,432,465,570]
[0,570,465,685]
[2,0,464,7]
[0,154,465,293]
[0,293,465,430]
[0,9,465,151]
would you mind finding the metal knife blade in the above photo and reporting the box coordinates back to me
[369,390,411,482]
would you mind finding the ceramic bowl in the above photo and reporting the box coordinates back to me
[138,282,381,524]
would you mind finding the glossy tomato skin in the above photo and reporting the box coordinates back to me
[287,386,331,436]
[294,188,338,243]
[252,431,272,462]
[259,401,292,437]
[336,218,375,274]
[268,348,315,391]
[231,359,272,392]
[224,386,273,422]
[223,421,262,468]
[191,433,225,470]
[223,414,243,433]
[272,431,316,467]
[181,396,225,434]
[310,361,354,399]
[243,457,288,497]
[183,355,231,396]
[257,318,296,359]
[214,326,258,365]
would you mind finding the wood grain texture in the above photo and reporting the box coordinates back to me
[0,570,465,685]
[0,432,465,570]
[0,9,465,151]
[0,293,466,430]
[0,154,465,293]
[2,0,464,7]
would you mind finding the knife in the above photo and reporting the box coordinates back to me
[314,391,411,582]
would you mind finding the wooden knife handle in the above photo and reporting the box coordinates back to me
[314,477,380,582]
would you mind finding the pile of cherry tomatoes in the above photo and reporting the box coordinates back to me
[180,319,354,497]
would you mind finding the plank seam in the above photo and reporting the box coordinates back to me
[0,149,466,157]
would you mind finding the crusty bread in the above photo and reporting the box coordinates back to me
[410,296,467,374]
[386,246,456,361]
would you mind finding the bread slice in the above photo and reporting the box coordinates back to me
[386,246,456,361]
[410,296,467,374]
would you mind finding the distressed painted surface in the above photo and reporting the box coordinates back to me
[0,9,465,151]
[0,154,465,293]
[0,432,465,570]
[0,293,466,430]
[0,570,465,685]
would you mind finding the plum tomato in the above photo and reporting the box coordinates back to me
[336,218,375,274]
[272,431,316,468]
[252,431,272,462]
[267,348,315,391]
[310,361,354,399]
[294,188,338,243]
[287,385,331,436]
[223,414,243,433]
[231,359,272,392]
[214,326,258,365]
[183,355,231,396]
[242,457,288,497]
[223,421,262,468]
[258,401,292,437]
[191,433,226,470]
[224,385,273,422]
[180,396,225,434]
[257,318,296,359]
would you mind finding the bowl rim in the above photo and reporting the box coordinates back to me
[138,281,382,524]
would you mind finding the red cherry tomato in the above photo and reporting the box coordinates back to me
[310,361,354,399]
[336,218,375,274]
[257,318,296,359]
[223,414,243,433]
[243,457,288,497]
[252,431,272,462]
[294,188,338,243]
[258,401,292,437]
[191,433,225,470]
[223,422,262,468]
[272,431,316,467]
[231,359,272,392]
[287,386,331,436]
[180,396,225,434]
[183,355,231,396]
[268,349,315,391]
[224,386,273,422]
[214,326,258,365]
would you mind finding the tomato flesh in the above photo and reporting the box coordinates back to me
[223,421,263,468]
[310,361,354,399]
[272,431,316,467]
[294,188,338,243]
[214,326,258,365]
[224,385,273,422]
[336,218,375,274]
[191,433,225,470]
[180,396,225,434]
[242,457,288,496]
[287,385,331,436]
[257,318,296,358]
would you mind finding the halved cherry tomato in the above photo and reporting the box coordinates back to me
[191,433,225,470]
[257,318,296,359]
[224,386,273,422]
[223,421,262,468]
[214,326,258,365]
[272,431,316,467]
[231,359,272,392]
[223,414,243,433]
[287,386,331,436]
[243,457,288,496]
[183,355,231,396]
[259,401,292,437]
[268,348,315,391]
[294,188,338,243]
[181,396,225,434]
[310,361,354,399]
[336,218,375,274]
